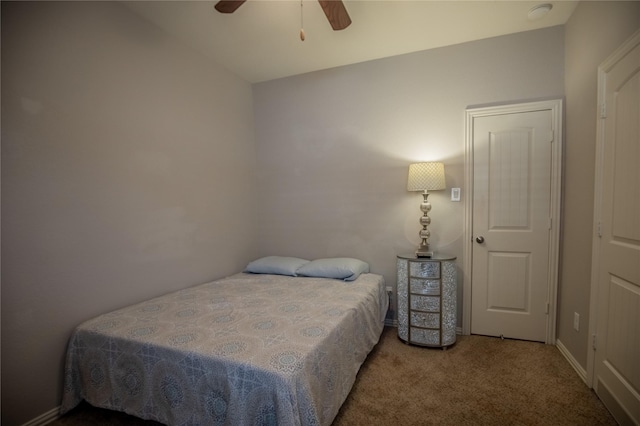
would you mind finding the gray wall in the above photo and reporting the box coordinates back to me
[253,26,565,323]
[1,2,256,424]
[558,1,640,370]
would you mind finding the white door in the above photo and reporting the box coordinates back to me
[469,104,560,342]
[589,30,640,425]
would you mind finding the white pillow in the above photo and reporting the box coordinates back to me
[296,258,370,281]
[244,256,310,277]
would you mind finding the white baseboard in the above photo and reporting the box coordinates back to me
[555,338,588,385]
[20,406,60,426]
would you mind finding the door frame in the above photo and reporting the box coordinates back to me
[463,99,563,344]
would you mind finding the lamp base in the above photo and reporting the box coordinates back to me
[416,249,434,258]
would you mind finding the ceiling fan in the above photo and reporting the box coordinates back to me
[214,0,352,31]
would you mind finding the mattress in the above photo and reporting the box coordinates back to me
[60,272,387,425]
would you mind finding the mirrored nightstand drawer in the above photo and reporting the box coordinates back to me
[409,261,440,278]
[410,328,440,346]
[410,311,440,328]
[410,295,440,312]
[410,278,440,295]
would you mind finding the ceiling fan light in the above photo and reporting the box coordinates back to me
[527,3,553,21]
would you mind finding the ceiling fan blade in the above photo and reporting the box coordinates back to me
[317,0,352,31]
[214,0,246,14]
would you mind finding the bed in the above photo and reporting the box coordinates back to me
[60,257,388,426]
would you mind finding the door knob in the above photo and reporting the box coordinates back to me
[476,236,485,244]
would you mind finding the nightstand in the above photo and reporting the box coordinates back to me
[397,254,457,348]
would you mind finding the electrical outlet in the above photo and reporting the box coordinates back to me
[385,286,395,317]
[386,286,393,303]
[573,312,580,331]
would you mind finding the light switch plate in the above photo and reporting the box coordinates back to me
[451,188,461,201]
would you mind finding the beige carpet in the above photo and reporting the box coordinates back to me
[53,327,616,426]
[333,327,615,425]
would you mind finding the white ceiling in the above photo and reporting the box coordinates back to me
[123,0,578,83]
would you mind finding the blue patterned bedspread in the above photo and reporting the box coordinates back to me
[60,272,387,425]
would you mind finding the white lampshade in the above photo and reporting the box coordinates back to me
[407,162,446,191]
